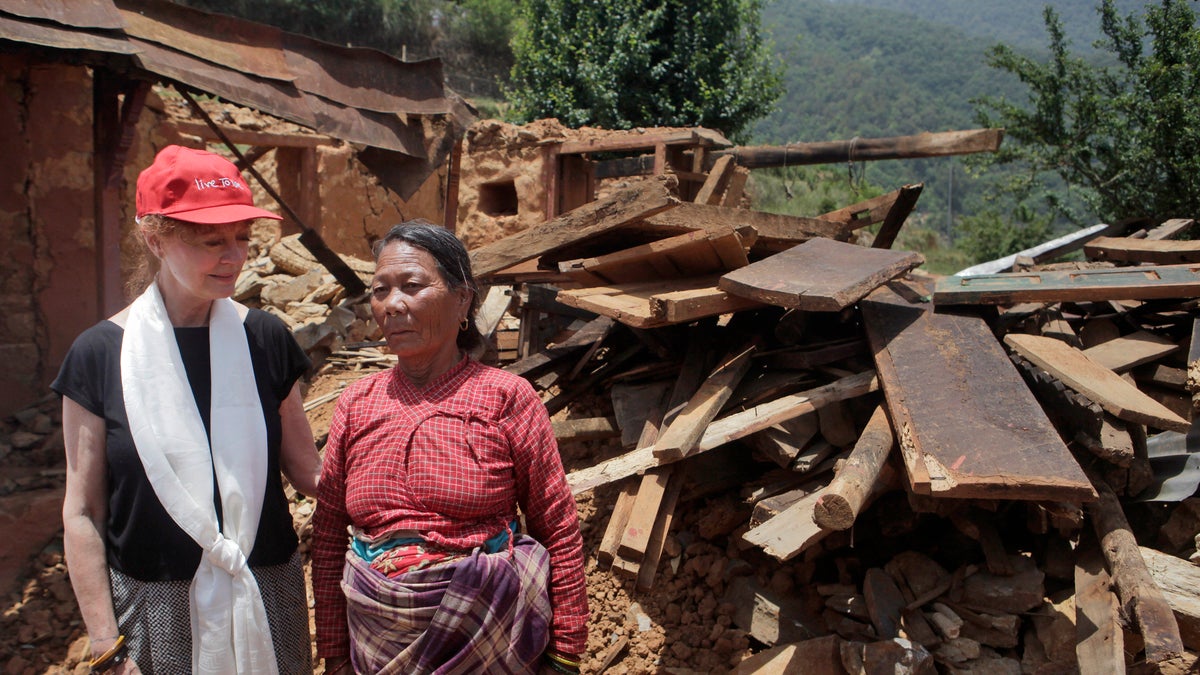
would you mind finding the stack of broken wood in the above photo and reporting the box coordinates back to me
[464,174,1200,673]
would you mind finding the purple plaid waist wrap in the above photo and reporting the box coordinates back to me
[341,533,553,675]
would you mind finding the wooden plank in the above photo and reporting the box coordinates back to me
[935,264,1200,305]
[653,338,759,461]
[1085,236,1200,264]
[1088,480,1184,664]
[551,416,620,442]
[870,183,923,249]
[1140,545,1200,652]
[1081,330,1179,373]
[618,467,673,561]
[721,166,750,208]
[741,477,834,561]
[598,479,638,568]
[694,154,735,205]
[632,466,683,591]
[558,128,708,154]
[720,238,923,312]
[1145,218,1195,241]
[818,187,903,230]
[617,332,709,562]
[503,315,613,377]
[1005,333,1190,433]
[555,275,762,328]
[749,414,820,469]
[598,383,671,567]
[567,370,880,494]
[1075,535,1125,673]
[861,282,1096,501]
[557,228,749,285]
[652,283,765,323]
[642,201,848,243]
[470,177,679,277]
[474,284,512,339]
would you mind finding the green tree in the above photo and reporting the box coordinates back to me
[973,0,1200,223]
[507,0,783,142]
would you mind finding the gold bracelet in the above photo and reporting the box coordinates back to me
[89,634,127,672]
[546,651,582,668]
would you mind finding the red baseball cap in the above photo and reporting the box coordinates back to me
[136,145,282,224]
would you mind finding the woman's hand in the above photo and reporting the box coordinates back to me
[114,658,143,674]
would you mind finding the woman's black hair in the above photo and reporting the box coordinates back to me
[372,219,483,352]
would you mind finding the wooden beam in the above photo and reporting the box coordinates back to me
[1088,479,1184,664]
[557,228,750,285]
[568,370,880,494]
[694,154,735,205]
[706,129,1005,169]
[1085,237,1200,264]
[812,405,894,531]
[652,338,759,461]
[1145,219,1195,241]
[871,183,924,249]
[642,201,848,243]
[936,263,1200,306]
[168,119,333,148]
[470,176,680,277]
[1005,333,1190,433]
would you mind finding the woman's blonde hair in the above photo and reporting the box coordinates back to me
[124,213,184,299]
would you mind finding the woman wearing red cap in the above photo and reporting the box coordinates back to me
[52,145,322,674]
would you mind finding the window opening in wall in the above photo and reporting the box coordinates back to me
[479,180,518,216]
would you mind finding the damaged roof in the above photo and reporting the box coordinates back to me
[0,0,472,156]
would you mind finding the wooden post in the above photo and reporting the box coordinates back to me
[812,405,894,530]
[1087,478,1184,664]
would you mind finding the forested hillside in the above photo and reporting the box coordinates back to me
[750,0,1146,246]
[827,0,1146,51]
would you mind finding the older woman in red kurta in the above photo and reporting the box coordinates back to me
[311,221,588,675]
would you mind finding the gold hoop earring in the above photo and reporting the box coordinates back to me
[460,317,470,331]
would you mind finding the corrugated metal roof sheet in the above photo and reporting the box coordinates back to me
[1,0,124,30]
[0,0,460,155]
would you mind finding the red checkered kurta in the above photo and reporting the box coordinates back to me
[311,357,588,659]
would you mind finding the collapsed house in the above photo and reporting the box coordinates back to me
[0,0,472,416]
[1,9,1198,667]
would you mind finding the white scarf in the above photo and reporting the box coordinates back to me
[120,282,279,674]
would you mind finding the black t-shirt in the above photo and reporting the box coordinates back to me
[51,309,311,581]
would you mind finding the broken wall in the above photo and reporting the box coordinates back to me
[0,56,449,418]
[455,119,570,250]
[0,57,96,417]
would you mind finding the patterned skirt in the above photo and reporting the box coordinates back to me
[109,551,313,674]
[341,534,552,675]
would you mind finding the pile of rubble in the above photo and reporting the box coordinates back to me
[4,170,1200,674]
[459,174,1200,674]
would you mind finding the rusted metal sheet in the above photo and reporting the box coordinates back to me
[0,0,124,29]
[116,0,293,82]
[283,35,448,115]
[304,91,428,157]
[0,13,136,53]
[130,38,317,128]
[1,0,457,157]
